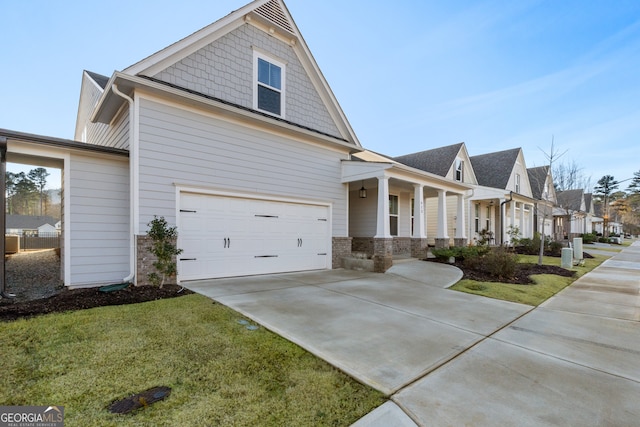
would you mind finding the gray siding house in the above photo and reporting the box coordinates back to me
[2,0,479,288]
[78,0,364,284]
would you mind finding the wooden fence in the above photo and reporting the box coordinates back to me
[20,234,60,250]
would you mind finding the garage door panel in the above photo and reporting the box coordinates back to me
[178,193,330,281]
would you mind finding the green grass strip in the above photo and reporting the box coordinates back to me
[450,254,609,306]
[0,294,384,426]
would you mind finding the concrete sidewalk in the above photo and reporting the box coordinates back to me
[394,241,640,426]
[185,242,640,426]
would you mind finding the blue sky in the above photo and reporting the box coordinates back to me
[2,0,639,191]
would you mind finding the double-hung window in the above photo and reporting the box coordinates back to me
[515,173,521,193]
[389,195,399,236]
[255,52,285,117]
[455,159,464,182]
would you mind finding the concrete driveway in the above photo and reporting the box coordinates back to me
[185,242,640,426]
[185,260,530,395]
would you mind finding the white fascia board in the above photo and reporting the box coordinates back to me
[123,1,269,76]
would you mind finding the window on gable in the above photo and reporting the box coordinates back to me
[515,173,521,193]
[455,159,464,182]
[255,53,285,117]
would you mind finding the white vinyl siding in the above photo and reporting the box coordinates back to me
[136,97,349,235]
[68,153,130,286]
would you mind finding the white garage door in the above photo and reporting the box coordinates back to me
[178,193,330,281]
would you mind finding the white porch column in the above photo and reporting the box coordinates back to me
[437,190,448,239]
[500,198,506,245]
[510,201,516,236]
[375,176,390,238]
[519,202,525,238]
[413,184,426,238]
[455,194,466,239]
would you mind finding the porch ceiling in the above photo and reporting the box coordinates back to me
[342,160,471,194]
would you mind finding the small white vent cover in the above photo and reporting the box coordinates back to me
[254,0,294,33]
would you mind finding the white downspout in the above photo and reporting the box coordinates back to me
[112,84,136,283]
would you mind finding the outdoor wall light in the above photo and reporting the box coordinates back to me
[359,181,367,198]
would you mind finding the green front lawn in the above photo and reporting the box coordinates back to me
[450,254,609,306]
[0,295,384,426]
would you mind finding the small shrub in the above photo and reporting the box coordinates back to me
[598,237,609,243]
[431,248,456,261]
[581,233,597,244]
[548,241,563,257]
[147,216,183,288]
[506,225,521,246]
[477,229,494,246]
[483,247,518,279]
[433,246,488,262]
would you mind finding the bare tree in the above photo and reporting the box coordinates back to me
[553,159,592,192]
[537,139,567,265]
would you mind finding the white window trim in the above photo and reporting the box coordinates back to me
[389,194,399,237]
[253,50,286,118]
[455,158,464,182]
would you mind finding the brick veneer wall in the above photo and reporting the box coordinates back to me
[352,237,374,255]
[136,235,179,287]
[332,237,352,268]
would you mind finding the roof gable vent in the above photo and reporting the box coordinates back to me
[254,0,294,33]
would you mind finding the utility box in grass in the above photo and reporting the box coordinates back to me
[561,247,573,269]
[5,235,20,254]
[573,237,583,262]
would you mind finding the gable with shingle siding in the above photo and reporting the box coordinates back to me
[152,23,340,138]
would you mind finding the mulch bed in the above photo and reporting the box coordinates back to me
[458,262,576,284]
[0,284,192,322]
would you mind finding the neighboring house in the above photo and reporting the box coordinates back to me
[469,148,536,245]
[583,193,596,234]
[527,166,557,239]
[345,148,472,266]
[592,202,623,236]
[393,143,478,246]
[554,189,588,240]
[6,215,60,236]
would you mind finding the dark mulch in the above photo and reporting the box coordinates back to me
[430,259,576,285]
[460,262,575,284]
[0,284,193,322]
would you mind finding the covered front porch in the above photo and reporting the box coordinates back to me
[469,188,537,246]
[342,153,471,272]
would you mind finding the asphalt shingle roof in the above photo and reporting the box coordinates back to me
[86,70,110,89]
[527,166,549,200]
[556,189,584,211]
[393,143,464,177]
[469,148,520,189]
[6,215,58,230]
